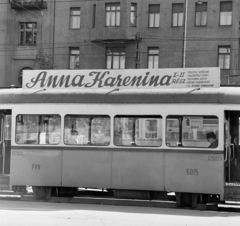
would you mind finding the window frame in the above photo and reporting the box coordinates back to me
[166,115,219,148]
[219,1,232,26]
[130,3,137,27]
[15,114,61,145]
[114,115,163,147]
[106,47,125,69]
[19,22,37,46]
[148,4,160,28]
[70,7,81,29]
[148,47,159,69]
[172,3,184,27]
[18,67,32,86]
[69,47,80,69]
[218,46,231,70]
[64,115,111,146]
[105,3,121,27]
[195,2,207,26]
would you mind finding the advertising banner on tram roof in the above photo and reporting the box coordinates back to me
[22,68,220,89]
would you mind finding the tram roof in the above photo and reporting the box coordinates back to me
[0,87,239,104]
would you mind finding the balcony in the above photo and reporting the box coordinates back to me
[10,0,47,10]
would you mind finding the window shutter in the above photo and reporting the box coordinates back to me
[172,3,184,13]
[149,4,160,13]
[196,2,207,12]
[220,1,232,12]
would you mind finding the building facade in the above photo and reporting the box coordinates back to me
[0,0,239,87]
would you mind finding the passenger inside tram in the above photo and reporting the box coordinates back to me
[206,131,218,148]
[67,129,79,145]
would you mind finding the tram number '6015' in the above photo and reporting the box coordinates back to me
[186,169,198,175]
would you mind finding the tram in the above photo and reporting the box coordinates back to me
[0,69,240,207]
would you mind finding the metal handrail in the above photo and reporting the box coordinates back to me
[230,144,235,160]
[224,146,229,162]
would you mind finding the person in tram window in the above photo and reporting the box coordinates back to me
[206,132,218,148]
[233,135,238,146]
[68,129,79,145]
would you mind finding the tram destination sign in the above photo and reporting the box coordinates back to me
[23,68,220,89]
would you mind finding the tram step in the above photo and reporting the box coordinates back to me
[0,175,10,190]
[224,184,240,200]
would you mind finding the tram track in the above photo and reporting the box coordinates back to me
[1,190,239,213]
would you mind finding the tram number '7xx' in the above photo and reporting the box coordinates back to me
[186,169,198,176]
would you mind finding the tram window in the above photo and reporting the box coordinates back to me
[114,116,162,147]
[64,115,110,146]
[4,115,11,140]
[15,115,61,145]
[166,115,219,148]
[166,118,179,147]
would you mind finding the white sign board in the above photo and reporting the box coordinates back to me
[23,68,220,89]
[183,117,203,129]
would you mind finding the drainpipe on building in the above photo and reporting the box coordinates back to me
[182,0,188,68]
[52,0,56,69]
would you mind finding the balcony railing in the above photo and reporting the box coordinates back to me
[10,0,47,10]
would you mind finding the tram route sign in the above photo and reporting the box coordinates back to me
[23,68,220,89]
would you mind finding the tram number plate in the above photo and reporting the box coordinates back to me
[186,169,198,175]
[32,164,41,170]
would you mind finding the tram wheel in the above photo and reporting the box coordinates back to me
[181,193,192,207]
[176,192,199,208]
[51,187,58,197]
[57,187,78,197]
[32,186,52,200]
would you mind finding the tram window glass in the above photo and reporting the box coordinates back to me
[15,115,61,145]
[64,115,110,146]
[4,115,11,140]
[114,116,162,147]
[166,115,219,148]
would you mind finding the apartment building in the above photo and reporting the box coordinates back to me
[0,0,239,87]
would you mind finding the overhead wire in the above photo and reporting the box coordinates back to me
[0,0,238,50]
[1,0,238,72]
[4,0,109,53]
[0,0,108,4]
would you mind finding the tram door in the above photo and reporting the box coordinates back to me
[0,110,12,189]
[224,111,240,183]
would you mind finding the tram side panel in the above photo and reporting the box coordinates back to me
[111,150,165,191]
[61,149,165,192]
[165,152,224,198]
[10,147,62,187]
[61,149,112,188]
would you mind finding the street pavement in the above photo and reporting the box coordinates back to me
[0,199,239,226]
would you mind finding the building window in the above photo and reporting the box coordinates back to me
[130,3,137,26]
[18,67,32,86]
[106,3,120,26]
[218,46,231,69]
[92,4,96,28]
[195,2,207,26]
[70,8,81,29]
[19,22,37,46]
[148,4,160,28]
[148,48,159,69]
[172,3,184,27]
[220,1,232,25]
[106,47,125,69]
[69,48,80,69]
